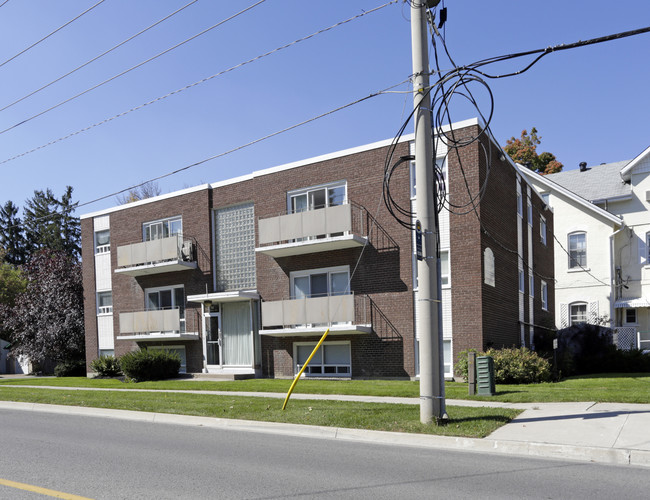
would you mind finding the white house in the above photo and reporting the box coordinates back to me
[520,147,650,351]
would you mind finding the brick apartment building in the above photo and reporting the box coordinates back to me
[81,118,554,379]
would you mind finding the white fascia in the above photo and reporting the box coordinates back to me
[620,144,650,182]
[517,165,623,227]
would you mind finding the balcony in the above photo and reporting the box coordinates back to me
[115,235,197,276]
[260,293,371,337]
[256,203,368,258]
[117,308,199,341]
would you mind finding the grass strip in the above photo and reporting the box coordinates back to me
[0,387,518,438]
[2,373,650,403]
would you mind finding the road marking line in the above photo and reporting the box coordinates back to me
[0,477,93,499]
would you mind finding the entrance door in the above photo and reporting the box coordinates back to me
[205,313,221,366]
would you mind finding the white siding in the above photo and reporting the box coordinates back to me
[94,252,112,291]
[97,315,114,350]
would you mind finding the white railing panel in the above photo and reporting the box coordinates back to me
[329,294,354,323]
[279,212,303,241]
[325,204,351,234]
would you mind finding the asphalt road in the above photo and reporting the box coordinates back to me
[0,409,648,500]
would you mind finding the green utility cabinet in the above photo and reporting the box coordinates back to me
[476,356,495,396]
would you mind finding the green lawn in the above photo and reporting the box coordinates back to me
[2,373,650,403]
[0,386,517,438]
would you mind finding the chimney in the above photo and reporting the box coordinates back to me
[579,162,588,172]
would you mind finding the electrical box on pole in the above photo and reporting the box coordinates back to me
[410,0,447,424]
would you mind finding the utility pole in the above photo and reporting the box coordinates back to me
[410,0,446,424]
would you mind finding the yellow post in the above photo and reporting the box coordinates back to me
[281,328,330,410]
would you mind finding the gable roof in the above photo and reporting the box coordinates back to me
[620,144,650,182]
[517,165,623,227]
[544,161,631,203]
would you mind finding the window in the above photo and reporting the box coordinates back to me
[529,275,534,298]
[568,232,587,268]
[289,182,346,213]
[291,266,349,299]
[517,192,523,217]
[646,232,650,262]
[215,203,256,291]
[97,291,112,315]
[484,248,495,287]
[98,349,114,358]
[410,158,446,199]
[143,216,182,241]
[440,250,449,286]
[540,216,547,245]
[94,230,110,254]
[541,281,548,310]
[518,269,524,293]
[295,342,350,377]
[527,201,533,226]
[145,285,185,332]
[624,308,637,325]
[570,302,587,325]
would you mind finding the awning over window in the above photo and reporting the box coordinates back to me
[614,297,650,308]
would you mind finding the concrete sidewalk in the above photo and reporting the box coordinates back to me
[1,383,649,468]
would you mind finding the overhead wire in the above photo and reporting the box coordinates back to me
[0,0,106,70]
[0,0,199,114]
[0,0,268,136]
[2,79,408,233]
[0,0,399,166]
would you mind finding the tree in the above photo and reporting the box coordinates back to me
[504,128,563,175]
[22,186,80,260]
[4,250,84,365]
[0,254,26,342]
[0,200,28,265]
[116,181,161,204]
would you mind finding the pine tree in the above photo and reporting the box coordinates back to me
[0,200,28,265]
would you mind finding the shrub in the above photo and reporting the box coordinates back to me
[90,355,122,378]
[485,347,552,384]
[54,359,86,377]
[454,347,551,384]
[119,349,180,382]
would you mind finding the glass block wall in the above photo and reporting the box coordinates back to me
[214,203,256,291]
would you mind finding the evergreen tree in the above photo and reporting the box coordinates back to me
[23,186,80,260]
[0,200,28,265]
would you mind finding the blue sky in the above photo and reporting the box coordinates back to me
[1,0,649,215]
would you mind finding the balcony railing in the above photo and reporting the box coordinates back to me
[260,293,371,336]
[117,307,199,341]
[115,234,197,276]
[256,203,368,258]
[638,331,650,351]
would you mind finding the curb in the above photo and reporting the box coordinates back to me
[2,401,648,468]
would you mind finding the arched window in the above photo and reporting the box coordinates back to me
[569,302,587,325]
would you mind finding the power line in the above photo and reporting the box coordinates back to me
[0,0,268,136]
[76,82,405,210]
[0,0,106,70]
[0,0,199,114]
[3,80,406,233]
[0,1,11,8]
[0,0,399,167]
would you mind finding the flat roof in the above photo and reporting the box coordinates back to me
[81,117,480,219]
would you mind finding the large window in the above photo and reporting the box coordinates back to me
[143,216,182,241]
[568,232,587,268]
[295,341,350,377]
[289,182,346,213]
[145,285,185,332]
[291,266,349,299]
[570,302,587,325]
[94,230,110,254]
